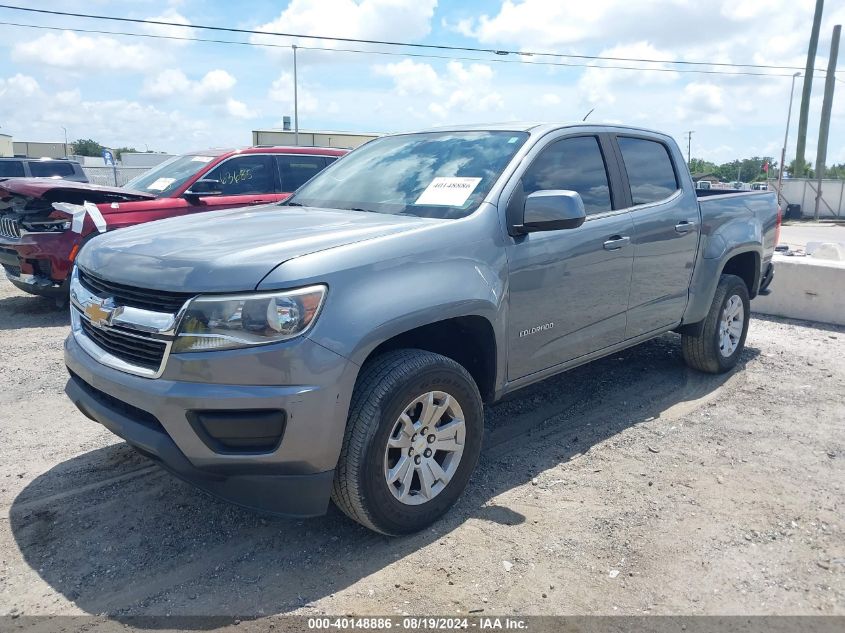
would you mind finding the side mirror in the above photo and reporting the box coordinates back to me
[184,179,223,197]
[515,190,586,234]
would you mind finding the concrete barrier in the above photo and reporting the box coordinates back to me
[752,253,845,326]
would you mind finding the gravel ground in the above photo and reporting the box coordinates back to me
[0,276,842,621]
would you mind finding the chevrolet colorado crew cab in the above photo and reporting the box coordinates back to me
[0,146,345,301]
[63,124,779,535]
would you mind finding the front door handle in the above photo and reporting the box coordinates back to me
[675,220,697,233]
[250,199,271,205]
[603,236,630,250]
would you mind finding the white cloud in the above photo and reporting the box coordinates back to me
[268,72,319,114]
[225,98,257,119]
[375,59,440,96]
[676,82,729,127]
[199,70,237,95]
[143,69,191,98]
[577,42,679,108]
[539,93,561,106]
[376,59,503,121]
[250,0,437,56]
[141,9,196,45]
[12,32,157,72]
[0,75,212,149]
[142,69,238,102]
[0,73,40,99]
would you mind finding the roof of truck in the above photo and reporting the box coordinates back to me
[416,122,670,136]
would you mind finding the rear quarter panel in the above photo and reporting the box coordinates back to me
[683,191,778,324]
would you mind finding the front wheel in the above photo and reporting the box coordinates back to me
[331,349,483,535]
[682,274,750,374]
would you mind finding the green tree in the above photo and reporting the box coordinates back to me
[713,157,775,183]
[688,158,717,175]
[113,146,137,160]
[787,159,814,179]
[71,138,104,157]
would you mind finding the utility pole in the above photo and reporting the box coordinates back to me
[292,44,299,146]
[814,24,840,221]
[795,0,824,177]
[777,72,801,207]
[686,130,694,165]
[61,126,68,157]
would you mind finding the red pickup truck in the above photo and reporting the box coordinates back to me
[0,145,347,301]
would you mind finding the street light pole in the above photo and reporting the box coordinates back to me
[61,126,68,157]
[292,44,299,146]
[777,72,801,208]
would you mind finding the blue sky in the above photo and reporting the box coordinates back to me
[1,0,843,166]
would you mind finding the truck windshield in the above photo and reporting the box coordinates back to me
[123,154,215,196]
[286,131,529,219]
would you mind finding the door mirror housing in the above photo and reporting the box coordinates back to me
[184,179,223,197]
[514,190,587,234]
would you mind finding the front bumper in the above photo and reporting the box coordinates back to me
[64,331,358,517]
[0,231,79,295]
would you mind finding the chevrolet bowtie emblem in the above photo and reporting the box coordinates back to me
[84,299,116,327]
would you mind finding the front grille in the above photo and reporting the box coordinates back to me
[79,269,194,313]
[0,216,21,240]
[80,318,167,371]
[68,369,164,432]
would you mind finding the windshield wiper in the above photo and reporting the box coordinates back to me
[285,201,304,206]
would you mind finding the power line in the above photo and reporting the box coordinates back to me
[0,2,839,76]
[0,20,832,80]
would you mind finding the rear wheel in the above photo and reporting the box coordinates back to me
[682,274,750,374]
[331,349,483,535]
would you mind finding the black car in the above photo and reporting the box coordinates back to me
[0,157,88,182]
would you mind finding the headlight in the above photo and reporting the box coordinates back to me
[173,285,327,353]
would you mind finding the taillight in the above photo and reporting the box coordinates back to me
[775,205,782,245]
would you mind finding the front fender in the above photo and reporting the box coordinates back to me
[257,207,509,386]
[315,252,505,366]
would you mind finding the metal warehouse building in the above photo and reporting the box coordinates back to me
[252,128,379,149]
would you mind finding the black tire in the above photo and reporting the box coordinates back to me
[331,349,484,535]
[682,274,750,374]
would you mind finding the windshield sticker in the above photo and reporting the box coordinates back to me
[414,177,482,206]
[191,155,213,163]
[147,177,176,191]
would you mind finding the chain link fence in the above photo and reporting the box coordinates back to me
[82,166,151,187]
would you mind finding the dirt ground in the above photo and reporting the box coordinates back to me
[0,276,843,621]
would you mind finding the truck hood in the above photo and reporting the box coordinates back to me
[77,205,439,293]
[0,178,155,213]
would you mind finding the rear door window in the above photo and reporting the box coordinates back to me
[0,161,25,177]
[204,155,275,195]
[275,155,327,192]
[28,161,76,178]
[617,137,679,205]
[521,135,612,215]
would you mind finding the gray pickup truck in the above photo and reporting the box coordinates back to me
[64,123,779,535]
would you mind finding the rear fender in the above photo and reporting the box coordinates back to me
[683,243,762,326]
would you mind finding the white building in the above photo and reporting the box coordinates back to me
[252,128,379,149]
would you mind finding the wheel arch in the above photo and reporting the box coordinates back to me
[356,314,499,404]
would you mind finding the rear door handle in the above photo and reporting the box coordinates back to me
[250,199,271,205]
[675,220,697,233]
[603,236,630,250]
